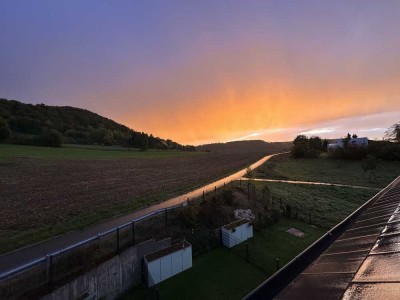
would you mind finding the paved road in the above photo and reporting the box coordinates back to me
[241,178,382,190]
[0,152,284,274]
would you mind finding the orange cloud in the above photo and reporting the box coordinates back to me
[87,36,400,144]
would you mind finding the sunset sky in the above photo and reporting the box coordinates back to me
[1,1,399,145]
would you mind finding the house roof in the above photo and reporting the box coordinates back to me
[245,176,400,300]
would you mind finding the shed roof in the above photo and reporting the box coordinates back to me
[145,240,191,263]
[222,219,250,230]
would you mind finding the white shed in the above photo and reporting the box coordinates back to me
[144,240,192,286]
[221,219,253,248]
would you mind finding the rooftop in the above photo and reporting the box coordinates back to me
[144,240,191,263]
[222,219,250,230]
[246,176,400,300]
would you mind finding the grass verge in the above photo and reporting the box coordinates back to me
[250,181,376,228]
[253,153,400,188]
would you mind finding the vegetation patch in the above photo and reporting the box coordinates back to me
[254,153,400,188]
[250,181,376,228]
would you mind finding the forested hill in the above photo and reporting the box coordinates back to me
[0,98,195,150]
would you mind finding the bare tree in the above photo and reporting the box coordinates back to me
[384,122,400,143]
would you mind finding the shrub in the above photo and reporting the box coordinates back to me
[222,189,234,206]
[37,129,62,147]
[285,204,292,218]
[0,117,10,142]
[179,205,198,228]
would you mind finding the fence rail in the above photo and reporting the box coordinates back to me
[0,197,197,299]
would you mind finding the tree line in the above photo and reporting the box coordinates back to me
[291,121,400,161]
[0,98,195,151]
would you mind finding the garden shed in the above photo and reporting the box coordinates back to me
[221,219,253,248]
[144,240,192,286]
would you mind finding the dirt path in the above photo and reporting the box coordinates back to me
[240,177,381,190]
[0,152,285,275]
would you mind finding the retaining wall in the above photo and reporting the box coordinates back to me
[40,238,171,300]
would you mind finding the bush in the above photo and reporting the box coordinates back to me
[284,204,292,218]
[179,205,198,228]
[222,189,234,206]
[291,144,321,158]
[0,117,10,142]
[37,129,62,147]
[271,208,281,223]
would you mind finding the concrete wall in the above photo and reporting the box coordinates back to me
[40,238,171,300]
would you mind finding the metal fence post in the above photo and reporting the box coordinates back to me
[117,227,120,254]
[47,254,53,289]
[132,221,135,245]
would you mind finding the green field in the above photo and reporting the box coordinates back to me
[0,144,200,160]
[120,218,325,300]
[254,153,400,188]
[251,181,376,228]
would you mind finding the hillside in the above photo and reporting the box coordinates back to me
[197,140,292,153]
[0,98,194,150]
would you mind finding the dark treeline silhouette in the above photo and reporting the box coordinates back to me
[0,98,195,150]
[291,122,400,161]
[330,139,400,161]
[197,140,292,153]
[291,135,327,158]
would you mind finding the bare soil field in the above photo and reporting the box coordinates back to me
[0,147,285,253]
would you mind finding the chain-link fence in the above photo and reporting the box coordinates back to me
[0,194,223,299]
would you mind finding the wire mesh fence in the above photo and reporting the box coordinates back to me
[0,180,252,299]
[0,258,47,299]
[0,196,221,299]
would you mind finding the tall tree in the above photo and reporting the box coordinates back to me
[385,122,400,143]
[362,155,377,182]
[0,117,10,142]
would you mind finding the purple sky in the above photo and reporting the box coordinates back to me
[1,0,399,144]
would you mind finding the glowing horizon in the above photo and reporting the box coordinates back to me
[1,1,399,145]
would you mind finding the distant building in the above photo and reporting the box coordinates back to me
[327,137,368,152]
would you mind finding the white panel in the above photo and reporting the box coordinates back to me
[182,246,193,270]
[239,225,244,242]
[147,259,161,286]
[248,225,253,238]
[235,227,242,245]
[171,251,183,276]
[160,254,172,281]
[230,232,235,247]
[222,230,231,248]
